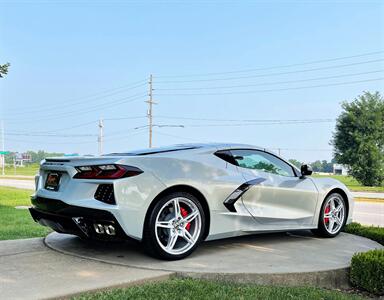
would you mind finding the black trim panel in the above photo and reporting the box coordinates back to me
[29,196,127,240]
[223,178,266,212]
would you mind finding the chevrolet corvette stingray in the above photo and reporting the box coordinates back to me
[29,143,354,260]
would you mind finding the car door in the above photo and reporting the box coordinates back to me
[230,149,319,228]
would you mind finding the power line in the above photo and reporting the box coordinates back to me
[155,130,333,153]
[5,93,147,123]
[5,137,97,145]
[156,59,384,83]
[103,127,148,142]
[155,50,384,78]
[153,130,203,143]
[104,116,146,121]
[156,77,384,96]
[153,120,335,128]
[5,79,147,115]
[156,116,335,123]
[155,70,383,91]
[5,132,97,137]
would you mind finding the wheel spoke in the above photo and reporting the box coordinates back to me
[155,196,202,256]
[156,220,173,229]
[330,198,335,210]
[334,205,342,214]
[173,198,181,219]
[335,216,342,226]
[184,210,199,223]
[324,212,332,218]
[182,229,195,245]
[166,231,178,250]
[328,219,335,232]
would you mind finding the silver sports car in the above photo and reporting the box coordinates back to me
[29,143,354,260]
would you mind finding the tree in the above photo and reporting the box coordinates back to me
[332,91,384,186]
[288,159,302,168]
[26,150,64,163]
[0,62,10,77]
[311,160,323,172]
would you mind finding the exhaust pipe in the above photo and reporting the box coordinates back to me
[93,223,116,236]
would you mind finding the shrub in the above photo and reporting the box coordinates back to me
[350,249,384,295]
[344,222,384,245]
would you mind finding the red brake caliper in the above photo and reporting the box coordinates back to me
[324,205,330,223]
[180,207,191,231]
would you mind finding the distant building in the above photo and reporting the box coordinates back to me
[14,153,32,166]
[333,164,349,176]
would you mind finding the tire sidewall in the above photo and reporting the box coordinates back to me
[318,193,346,237]
[144,192,206,260]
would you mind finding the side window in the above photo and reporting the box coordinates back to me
[230,149,295,177]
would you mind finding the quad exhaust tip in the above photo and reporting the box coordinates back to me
[93,223,116,236]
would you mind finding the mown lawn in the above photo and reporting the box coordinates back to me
[2,164,39,176]
[74,278,364,300]
[0,186,51,240]
[312,174,384,192]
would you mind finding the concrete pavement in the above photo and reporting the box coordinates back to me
[0,238,171,300]
[46,231,383,289]
[0,231,382,299]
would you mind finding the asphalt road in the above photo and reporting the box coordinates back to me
[0,178,382,226]
[353,201,384,227]
[0,179,35,190]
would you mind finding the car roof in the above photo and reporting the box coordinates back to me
[106,143,265,156]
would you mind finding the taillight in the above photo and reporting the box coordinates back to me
[73,164,143,179]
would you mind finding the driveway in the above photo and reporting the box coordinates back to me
[0,238,171,300]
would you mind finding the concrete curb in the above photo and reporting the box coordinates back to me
[176,268,350,289]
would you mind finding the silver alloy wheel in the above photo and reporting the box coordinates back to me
[154,197,202,255]
[323,195,345,234]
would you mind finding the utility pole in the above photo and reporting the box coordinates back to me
[145,74,156,148]
[98,118,104,156]
[1,121,4,175]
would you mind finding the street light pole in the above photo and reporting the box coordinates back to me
[1,121,4,176]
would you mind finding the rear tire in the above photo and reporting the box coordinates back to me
[312,192,346,237]
[143,192,205,260]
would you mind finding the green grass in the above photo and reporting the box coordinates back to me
[0,186,51,240]
[74,278,364,300]
[312,174,384,192]
[3,164,39,176]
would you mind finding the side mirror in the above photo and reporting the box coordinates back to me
[300,164,313,177]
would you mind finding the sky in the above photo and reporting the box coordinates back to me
[0,0,383,162]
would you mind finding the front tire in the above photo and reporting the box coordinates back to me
[312,192,346,237]
[143,192,205,260]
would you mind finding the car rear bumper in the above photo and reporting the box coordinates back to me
[29,196,129,241]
